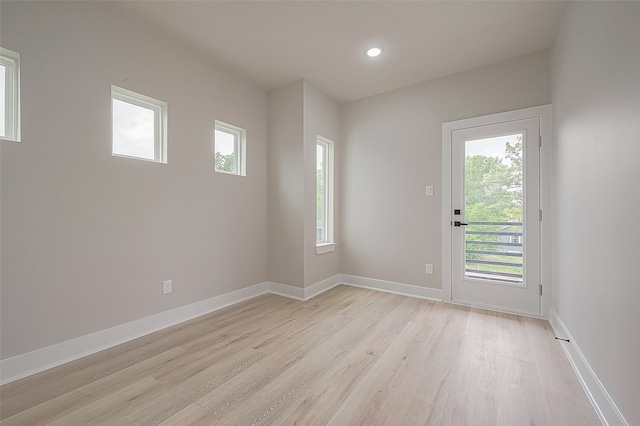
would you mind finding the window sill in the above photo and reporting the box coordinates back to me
[214,169,245,176]
[316,243,336,255]
[0,136,20,143]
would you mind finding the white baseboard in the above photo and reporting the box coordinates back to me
[1,274,434,385]
[0,276,346,385]
[448,298,545,319]
[3,276,627,426]
[549,309,629,426]
[269,274,342,301]
[0,281,270,385]
[268,281,306,301]
[304,274,342,299]
[340,274,442,301]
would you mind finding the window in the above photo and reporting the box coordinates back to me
[0,47,20,142]
[316,136,335,253]
[111,85,167,163]
[214,120,246,176]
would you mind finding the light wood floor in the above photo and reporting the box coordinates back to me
[0,286,601,425]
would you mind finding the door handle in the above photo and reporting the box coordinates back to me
[454,221,468,227]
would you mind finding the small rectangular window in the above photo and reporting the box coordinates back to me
[214,120,246,176]
[111,85,167,163]
[317,136,334,248]
[0,47,20,142]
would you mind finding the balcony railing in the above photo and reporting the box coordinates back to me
[465,221,523,284]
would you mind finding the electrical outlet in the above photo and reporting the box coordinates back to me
[162,280,172,294]
[426,264,434,275]
[426,185,434,196]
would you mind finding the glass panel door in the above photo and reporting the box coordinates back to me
[451,118,540,315]
[465,133,524,284]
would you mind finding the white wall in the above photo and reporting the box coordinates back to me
[552,3,640,424]
[341,51,551,288]
[0,1,269,359]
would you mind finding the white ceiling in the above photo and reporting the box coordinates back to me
[109,1,564,104]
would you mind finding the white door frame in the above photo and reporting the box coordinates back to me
[442,105,552,318]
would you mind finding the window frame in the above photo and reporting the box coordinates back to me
[214,120,246,176]
[316,136,335,253]
[0,47,21,142]
[111,85,167,163]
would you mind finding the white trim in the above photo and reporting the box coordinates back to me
[448,298,544,319]
[538,105,553,318]
[441,105,552,317]
[304,274,341,299]
[0,277,348,384]
[268,281,306,301]
[269,275,342,302]
[214,120,247,176]
[316,243,336,254]
[2,273,626,426]
[0,282,270,385]
[0,47,20,142]
[340,274,442,301]
[316,135,335,245]
[272,274,441,303]
[442,122,453,301]
[111,85,168,164]
[549,309,629,426]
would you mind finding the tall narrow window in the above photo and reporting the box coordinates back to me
[317,136,335,252]
[0,47,20,142]
[111,85,167,163]
[214,120,246,176]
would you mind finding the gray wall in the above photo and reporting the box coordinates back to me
[267,81,305,287]
[303,81,341,287]
[268,80,341,289]
[4,7,636,423]
[552,3,640,424]
[341,50,551,288]
[0,1,269,359]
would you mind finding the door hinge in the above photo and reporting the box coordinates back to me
[539,209,543,221]
[539,284,543,296]
[539,136,542,148]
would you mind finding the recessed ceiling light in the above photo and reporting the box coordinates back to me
[366,47,382,58]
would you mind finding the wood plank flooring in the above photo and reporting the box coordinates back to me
[0,286,601,425]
